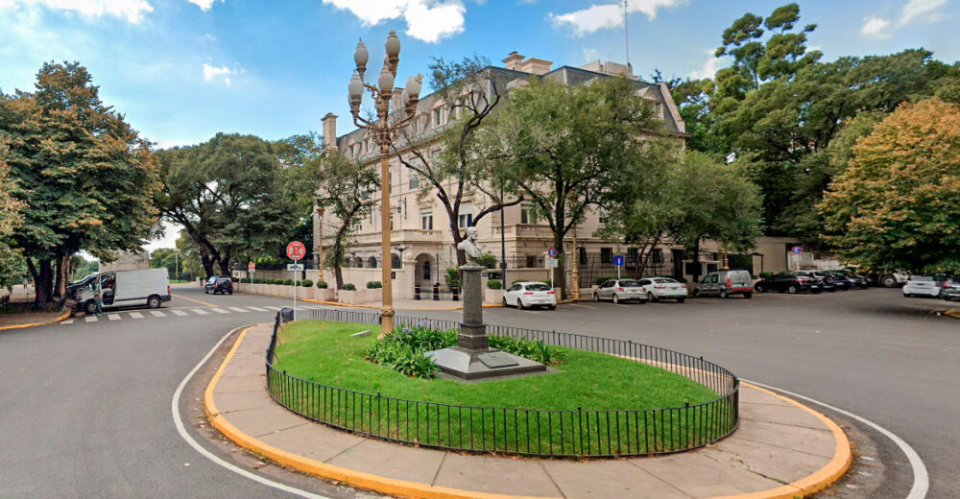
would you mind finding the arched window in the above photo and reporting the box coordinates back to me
[422,260,431,281]
[368,257,378,268]
[392,253,402,269]
[355,258,363,268]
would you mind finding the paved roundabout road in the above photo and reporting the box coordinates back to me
[0,285,956,498]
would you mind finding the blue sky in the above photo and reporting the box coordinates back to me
[1,0,957,250]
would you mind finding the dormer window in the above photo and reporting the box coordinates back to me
[432,107,444,127]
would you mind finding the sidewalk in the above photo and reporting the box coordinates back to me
[206,324,851,499]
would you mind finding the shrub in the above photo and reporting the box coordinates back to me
[317,281,328,289]
[595,276,616,286]
[240,277,251,284]
[283,279,294,286]
[364,323,459,379]
[342,283,357,291]
[759,271,774,279]
[475,253,497,269]
[486,280,503,290]
[489,335,564,366]
[366,281,382,289]
[301,279,313,288]
[445,267,460,288]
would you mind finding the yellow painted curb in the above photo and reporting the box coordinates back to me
[0,310,71,332]
[944,308,960,320]
[171,293,216,308]
[204,329,852,499]
[708,382,853,499]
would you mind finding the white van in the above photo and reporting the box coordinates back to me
[75,269,171,314]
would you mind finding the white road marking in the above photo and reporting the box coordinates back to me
[262,306,281,311]
[85,316,98,323]
[150,311,167,317]
[172,327,333,499]
[171,310,188,317]
[245,306,268,312]
[61,320,73,325]
[129,312,144,319]
[108,314,121,321]
[228,307,249,313]
[211,308,230,314]
[192,308,210,315]
[745,379,929,499]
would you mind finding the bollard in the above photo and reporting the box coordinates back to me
[414,284,421,300]
[432,282,440,301]
[452,284,459,302]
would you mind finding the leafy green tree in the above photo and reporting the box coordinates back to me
[149,248,179,278]
[0,61,160,305]
[0,142,24,289]
[175,232,204,281]
[394,56,523,266]
[482,76,659,298]
[155,133,294,278]
[821,98,960,273]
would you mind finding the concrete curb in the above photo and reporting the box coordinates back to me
[0,310,71,332]
[205,327,852,499]
[301,297,504,311]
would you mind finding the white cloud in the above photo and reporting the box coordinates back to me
[321,0,465,43]
[900,0,947,24]
[688,50,724,79]
[0,0,153,23]
[202,63,235,85]
[187,0,223,11]
[550,0,687,36]
[581,47,600,62]
[861,15,892,38]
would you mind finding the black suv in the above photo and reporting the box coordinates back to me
[205,276,234,295]
[754,272,822,294]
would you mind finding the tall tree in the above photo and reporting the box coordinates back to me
[149,248,179,278]
[0,139,24,289]
[174,232,204,281]
[394,56,522,266]
[482,76,659,298]
[821,98,960,274]
[0,61,160,305]
[155,134,293,278]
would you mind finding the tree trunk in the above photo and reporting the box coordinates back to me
[691,237,702,287]
[54,253,69,298]
[553,233,567,300]
[33,259,54,307]
[335,266,344,290]
[218,258,231,277]
[201,254,216,279]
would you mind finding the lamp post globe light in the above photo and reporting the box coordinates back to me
[348,31,422,338]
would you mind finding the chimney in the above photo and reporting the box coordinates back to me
[519,58,553,76]
[321,113,337,150]
[502,51,524,71]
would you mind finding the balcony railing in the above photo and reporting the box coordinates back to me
[492,224,554,239]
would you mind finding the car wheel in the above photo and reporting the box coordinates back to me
[228,290,233,295]
[518,299,526,310]
[787,285,798,294]
[827,288,836,292]
[503,297,509,308]
[548,305,556,310]
[755,283,765,293]
[694,289,702,298]
[204,289,209,294]
[743,293,753,299]
[677,297,685,303]
[881,275,897,288]
[84,300,97,315]
[905,293,912,298]
[719,289,728,299]
[148,295,161,309]
[612,294,620,304]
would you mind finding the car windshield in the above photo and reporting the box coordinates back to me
[620,280,640,287]
[525,283,551,291]
[910,275,934,281]
[653,278,676,284]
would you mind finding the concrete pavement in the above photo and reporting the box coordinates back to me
[207,323,851,499]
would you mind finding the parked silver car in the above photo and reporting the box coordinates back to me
[594,279,648,304]
[694,270,754,299]
[638,277,687,303]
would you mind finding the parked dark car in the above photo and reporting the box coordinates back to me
[941,277,960,301]
[828,270,869,289]
[205,276,233,295]
[66,273,98,298]
[754,272,822,294]
[793,270,837,292]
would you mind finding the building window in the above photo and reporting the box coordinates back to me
[627,248,638,264]
[520,204,537,224]
[652,248,664,264]
[392,253,402,269]
[458,213,473,228]
[368,257,378,268]
[526,255,537,268]
[578,247,587,264]
[420,211,433,230]
[409,171,419,189]
[600,248,613,264]
[432,107,444,127]
[390,214,395,231]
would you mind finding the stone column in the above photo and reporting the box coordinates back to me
[457,265,488,351]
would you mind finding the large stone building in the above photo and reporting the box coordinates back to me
[310,53,799,298]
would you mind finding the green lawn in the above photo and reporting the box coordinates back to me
[269,320,733,456]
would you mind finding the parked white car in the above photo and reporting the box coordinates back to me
[902,275,942,298]
[638,277,687,303]
[503,282,557,310]
[594,279,648,304]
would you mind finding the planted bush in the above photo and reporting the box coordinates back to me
[489,335,564,366]
[366,281,382,289]
[364,323,458,379]
[595,276,616,286]
[317,281,328,289]
[301,279,313,288]
[486,280,503,290]
[342,283,357,291]
[283,279,294,286]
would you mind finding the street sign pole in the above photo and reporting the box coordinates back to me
[287,241,306,321]
[293,260,297,320]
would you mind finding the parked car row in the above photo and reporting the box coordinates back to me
[754,269,871,294]
[903,275,960,300]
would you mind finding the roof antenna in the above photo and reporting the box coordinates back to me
[623,0,631,71]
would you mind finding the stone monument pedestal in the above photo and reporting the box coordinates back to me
[425,265,546,380]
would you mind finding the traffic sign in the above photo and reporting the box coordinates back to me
[613,255,625,266]
[287,264,304,271]
[545,258,559,268]
[548,247,558,258]
[248,262,256,273]
[287,241,306,261]
[792,246,803,254]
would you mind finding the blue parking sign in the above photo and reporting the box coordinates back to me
[614,255,625,266]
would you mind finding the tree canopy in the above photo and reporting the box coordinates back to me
[821,98,960,274]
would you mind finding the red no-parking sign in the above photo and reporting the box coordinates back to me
[286,241,306,261]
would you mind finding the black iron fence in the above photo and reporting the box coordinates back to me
[265,308,738,458]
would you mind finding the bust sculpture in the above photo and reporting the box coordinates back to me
[457,226,485,264]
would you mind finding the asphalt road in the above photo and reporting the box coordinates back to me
[0,284,957,498]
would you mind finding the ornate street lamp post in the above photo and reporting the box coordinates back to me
[348,31,422,338]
